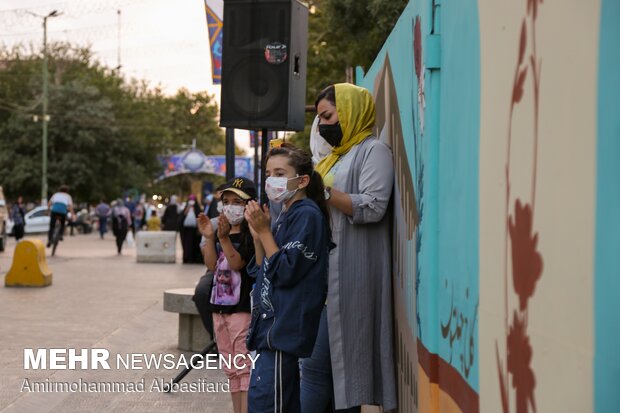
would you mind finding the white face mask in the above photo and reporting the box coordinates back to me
[223,204,245,225]
[310,115,333,165]
[217,202,224,214]
[188,200,195,206]
[265,176,300,203]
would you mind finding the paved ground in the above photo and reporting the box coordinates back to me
[0,231,232,413]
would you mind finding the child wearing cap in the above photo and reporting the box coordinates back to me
[197,177,257,413]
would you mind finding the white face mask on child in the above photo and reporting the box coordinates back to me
[222,204,245,225]
[265,176,300,203]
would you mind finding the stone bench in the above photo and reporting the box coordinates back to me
[136,231,176,263]
[163,288,212,352]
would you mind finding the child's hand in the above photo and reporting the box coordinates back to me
[217,213,231,238]
[248,221,260,241]
[245,201,271,235]
[197,213,214,239]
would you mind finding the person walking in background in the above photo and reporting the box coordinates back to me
[95,199,111,239]
[10,196,26,242]
[125,195,136,235]
[180,194,203,263]
[133,200,145,233]
[112,199,131,255]
[245,143,331,413]
[146,210,161,231]
[197,177,257,413]
[203,191,214,215]
[69,208,92,235]
[300,83,397,412]
[206,184,226,219]
[161,195,180,231]
[145,201,157,225]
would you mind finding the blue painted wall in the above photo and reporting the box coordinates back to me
[358,0,481,394]
[595,1,620,411]
[358,0,426,339]
[435,0,480,391]
[355,0,620,410]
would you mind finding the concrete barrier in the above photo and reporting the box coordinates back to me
[5,239,52,287]
[136,231,176,263]
[163,288,211,352]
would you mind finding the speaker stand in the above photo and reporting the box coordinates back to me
[225,128,235,180]
[260,128,270,204]
[253,131,260,193]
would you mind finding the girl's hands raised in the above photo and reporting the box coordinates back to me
[197,213,214,239]
[217,213,231,238]
[244,201,271,238]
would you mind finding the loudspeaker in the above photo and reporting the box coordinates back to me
[220,0,308,131]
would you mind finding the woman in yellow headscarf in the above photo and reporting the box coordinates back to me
[300,83,397,413]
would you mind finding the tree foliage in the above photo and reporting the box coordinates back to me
[0,43,225,203]
[290,0,409,150]
[0,2,410,200]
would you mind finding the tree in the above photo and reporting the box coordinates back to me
[0,42,226,203]
[290,0,409,150]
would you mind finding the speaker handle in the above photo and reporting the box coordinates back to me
[293,54,301,77]
[260,128,270,205]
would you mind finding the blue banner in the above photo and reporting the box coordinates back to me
[158,149,253,181]
[204,0,223,84]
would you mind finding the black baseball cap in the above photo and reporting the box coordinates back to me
[220,177,257,200]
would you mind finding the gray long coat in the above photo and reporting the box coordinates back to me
[327,136,397,410]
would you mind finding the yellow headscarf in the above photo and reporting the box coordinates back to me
[315,83,376,177]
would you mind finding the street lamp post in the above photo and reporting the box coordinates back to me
[34,10,61,205]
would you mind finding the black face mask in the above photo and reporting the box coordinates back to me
[318,122,344,147]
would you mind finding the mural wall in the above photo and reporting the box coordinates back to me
[357,1,619,412]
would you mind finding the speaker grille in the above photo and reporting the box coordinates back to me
[225,58,283,118]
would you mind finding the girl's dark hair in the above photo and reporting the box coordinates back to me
[238,218,254,260]
[266,142,331,238]
[315,85,336,110]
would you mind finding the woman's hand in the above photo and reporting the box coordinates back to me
[217,213,231,238]
[245,201,271,236]
[197,213,214,239]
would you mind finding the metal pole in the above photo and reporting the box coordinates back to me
[225,128,235,180]
[116,10,122,72]
[41,16,49,205]
[260,128,269,204]
[254,130,260,187]
[253,131,259,187]
[33,10,60,205]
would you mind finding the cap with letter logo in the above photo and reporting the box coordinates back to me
[220,177,257,200]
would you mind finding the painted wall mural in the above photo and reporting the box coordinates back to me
[372,54,419,413]
[356,0,619,412]
[496,1,544,412]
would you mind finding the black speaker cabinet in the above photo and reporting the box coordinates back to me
[220,0,308,131]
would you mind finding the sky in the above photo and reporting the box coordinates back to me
[0,0,220,94]
[0,0,253,151]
